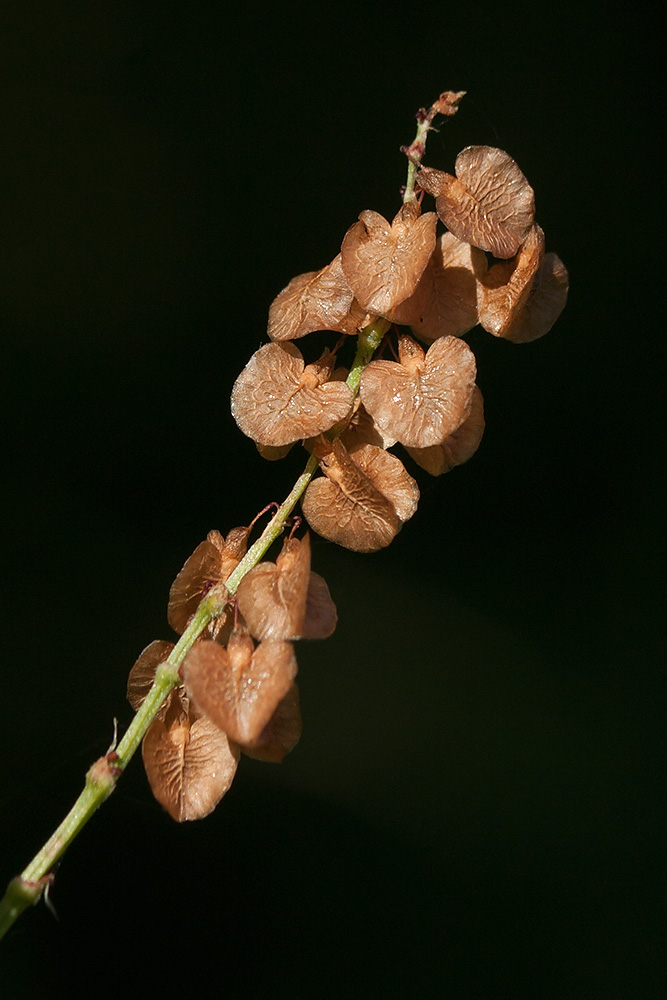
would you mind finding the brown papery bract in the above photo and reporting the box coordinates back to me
[477,224,550,340]
[480,246,569,343]
[359,333,477,448]
[301,438,419,552]
[167,527,249,635]
[236,532,337,641]
[242,683,302,763]
[231,342,354,447]
[407,384,485,476]
[142,691,240,822]
[183,634,298,746]
[268,254,372,341]
[388,232,487,342]
[429,146,535,259]
[127,639,176,720]
[340,398,397,451]
[340,202,437,315]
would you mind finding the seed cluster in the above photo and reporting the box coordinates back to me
[127,91,568,821]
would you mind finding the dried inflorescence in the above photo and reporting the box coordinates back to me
[127,89,568,824]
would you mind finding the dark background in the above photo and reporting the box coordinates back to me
[1,2,663,997]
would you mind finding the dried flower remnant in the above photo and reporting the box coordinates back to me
[231,342,354,447]
[478,229,569,343]
[236,532,337,641]
[142,690,240,822]
[183,633,298,746]
[388,233,486,342]
[168,527,249,635]
[302,438,419,552]
[242,683,302,763]
[359,333,477,449]
[406,385,485,476]
[341,202,437,315]
[420,146,535,259]
[268,254,371,341]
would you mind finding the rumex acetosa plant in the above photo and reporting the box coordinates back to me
[0,90,568,938]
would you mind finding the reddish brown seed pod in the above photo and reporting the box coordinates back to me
[387,232,487,342]
[340,201,437,315]
[406,384,485,476]
[127,640,176,719]
[183,635,298,746]
[236,533,337,641]
[167,527,249,635]
[142,692,240,822]
[230,342,354,447]
[301,438,419,552]
[242,682,302,763]
[268,254,372,341]
[429,146,535,259]
[478,231,568,343]
[359,333,477,448]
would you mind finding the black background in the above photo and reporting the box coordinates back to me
[1,2,663,997]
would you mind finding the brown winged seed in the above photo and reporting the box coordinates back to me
[236,532,337,641]
[167,527,249,635]
[388,232,487,342]
[359,333,477,448]
[183,634,298,746]
[127,639,176,720]
[268,254,371,341]
[478,227,568,343]
[428,146,535,259]
[301,438,419,552]
[242,682,302,763]
[407,384,485,476]
[142,690,240,822]
[231,342,354,447]
[340,201,437,315]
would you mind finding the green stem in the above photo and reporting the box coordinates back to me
[0,317,390,942]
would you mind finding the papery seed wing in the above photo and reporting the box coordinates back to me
[127,639,175,715]
[359,335,476,448]
[242,682,302,763]
[435,146,535,259]
[183,638,298,746]
[268,255,370,340]
[407,385,485,475]
[168,539,224,634]
[388,233,486,342]
[142,704,239,822]
[341,205,437,315]
[302,572,338,639]
[231,342,353,446]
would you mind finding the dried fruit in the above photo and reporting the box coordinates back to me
[478,227,568,342]
[388,232,486,342]
[242,683,302,763]
[359,333,476,448]
[341,202,437,314]
[406,385,485,475]
[422,146,535,258]
[127,640,176,720]
[231,342,354,446]
[142,691,240,822]
[236,532,337,641]
[183,634,298,746]
[268,254,371,341]
[302,438,419,552]
[168,528,249,635]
